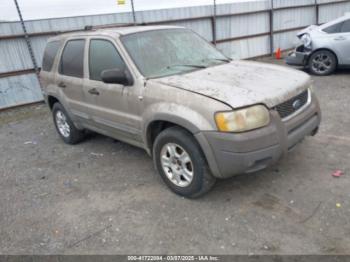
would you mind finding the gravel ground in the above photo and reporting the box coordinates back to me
[0,58,349,255]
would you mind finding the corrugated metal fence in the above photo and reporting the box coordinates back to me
[1,0,350,109]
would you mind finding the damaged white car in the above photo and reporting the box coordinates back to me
[286,13,350,75]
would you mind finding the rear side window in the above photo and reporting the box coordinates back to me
[341,20,350,33]
[42,41,60,72]
[59,39,85,78]
[89,39,126,81]
[323,22,343,34]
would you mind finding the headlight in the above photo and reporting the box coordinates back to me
[215,105,270,132]
[301,34,312,48]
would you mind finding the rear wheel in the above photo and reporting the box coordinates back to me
[308,50,337,76]
[153,127,216,198]
[52,103,85,144]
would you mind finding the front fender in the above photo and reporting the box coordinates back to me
[142,102,215,146]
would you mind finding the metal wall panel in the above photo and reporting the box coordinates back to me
[0,73,42,109]
[273,0,314,9]
[319,1,350,23]
[0,38,33,73]
[166,19,213,41]
[216,12,269,40]
[317,0,348,4]
[136,5,212,23]
[215,0,269,14]
[273,30,301,50]
[217,35,270,59]
[273,6,316,31]
[0,35,49,73]
[0,13,134,35]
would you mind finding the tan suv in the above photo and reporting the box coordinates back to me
[40,25,321,197]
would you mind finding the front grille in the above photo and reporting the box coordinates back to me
[274,90,309,119]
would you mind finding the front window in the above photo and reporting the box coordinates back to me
[89,39,126,81]
[121,29,229,78]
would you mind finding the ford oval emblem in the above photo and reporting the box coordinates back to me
[292,99,302,110]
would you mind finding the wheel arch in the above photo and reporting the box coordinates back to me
[47,95,61,110]
[145,116,200,155]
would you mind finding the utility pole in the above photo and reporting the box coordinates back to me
[315,0,319,25]
[13,0,40,82]
[131,0,137,25]
[212,0,217,45]
[269,0,274,55]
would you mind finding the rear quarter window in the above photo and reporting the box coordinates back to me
[59,39,85,78]
[341,20,350,33]
[42,41,60,72]
[323,22,343,34]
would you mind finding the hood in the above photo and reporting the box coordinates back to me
[152,60,311,108]
[297,25,319,38]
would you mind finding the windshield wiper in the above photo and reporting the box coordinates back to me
[146,64,207,79]
[203,58,231,63]
[167,64,207,69]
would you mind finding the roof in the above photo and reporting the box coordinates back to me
[104,25,183,35]
[49,25,184,41]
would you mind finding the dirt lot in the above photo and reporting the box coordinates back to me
[0,57,349,255]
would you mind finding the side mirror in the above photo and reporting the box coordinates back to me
[101,68,133,86]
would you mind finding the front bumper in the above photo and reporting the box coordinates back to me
[195,92,321,179]
[285,50,310,66]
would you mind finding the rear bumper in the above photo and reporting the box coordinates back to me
[195,92,321,178]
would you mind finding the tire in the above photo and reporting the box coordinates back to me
[153,126,216,198]
[308,50,337,76]
[52,103,85,144]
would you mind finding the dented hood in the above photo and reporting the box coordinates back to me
[153,60,311,108]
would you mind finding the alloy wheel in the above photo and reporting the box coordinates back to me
[160,143,194,187]
[311,52,333,74]
[55,110,70,138]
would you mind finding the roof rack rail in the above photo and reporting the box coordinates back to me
[84,23,135,31]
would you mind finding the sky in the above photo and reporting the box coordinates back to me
[0,0,251,21]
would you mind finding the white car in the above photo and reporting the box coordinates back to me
[286,14,350,75]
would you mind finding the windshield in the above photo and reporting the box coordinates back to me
[121,29,229,78]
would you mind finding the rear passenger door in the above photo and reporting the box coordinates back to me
[56,39,88,119]
[84,37,142,143]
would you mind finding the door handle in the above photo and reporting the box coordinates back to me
[58,82,66,88]
[88,88,100,95]
[334,36,346,41]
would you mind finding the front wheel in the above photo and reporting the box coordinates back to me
[308,50,337,76]
[153,127,216,198]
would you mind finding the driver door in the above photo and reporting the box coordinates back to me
[83,37,142,144]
